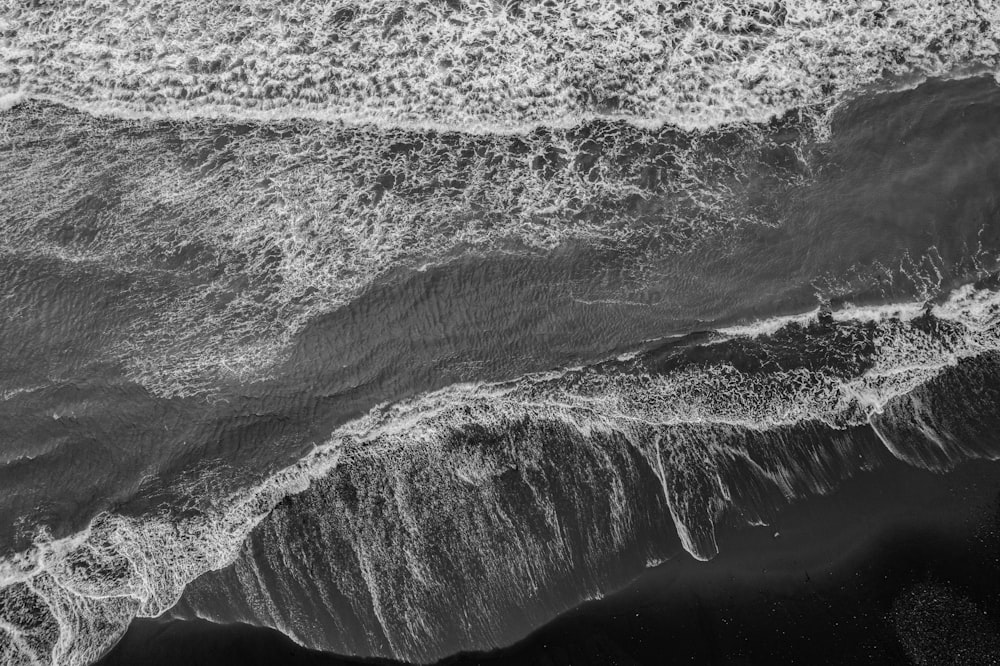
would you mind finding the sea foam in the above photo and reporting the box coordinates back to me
[3,0,998,131]
[2,282,1000,665]
[3,1,1000,663]
[0,99,805,397]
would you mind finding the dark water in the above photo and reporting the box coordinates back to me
[4,71,1000,666]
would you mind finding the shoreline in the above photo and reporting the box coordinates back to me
[98,456,1000,666]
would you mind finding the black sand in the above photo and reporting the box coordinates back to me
[98,457,1000,666]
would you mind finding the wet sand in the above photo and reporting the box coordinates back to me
[98,456,1000,666]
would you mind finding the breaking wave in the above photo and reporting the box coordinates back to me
[4,3,1000,665]
[3,0,999,130]
[3,280,1000,665]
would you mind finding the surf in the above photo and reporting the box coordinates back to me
[3,279,1000,665]
[4,1,998,132]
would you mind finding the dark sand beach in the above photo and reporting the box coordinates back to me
[99,457,1000,666]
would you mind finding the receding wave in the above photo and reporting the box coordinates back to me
[3,1,998,130]
[3,280,1000,665]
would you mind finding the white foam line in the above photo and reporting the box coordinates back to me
[718,306,823,338]
[2,282,1000,664]
[720,281,1000,340]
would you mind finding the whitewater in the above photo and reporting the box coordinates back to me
[2,279,1000,665]
[3,1,1000,665]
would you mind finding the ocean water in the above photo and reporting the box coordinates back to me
[2,1,1000,665]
